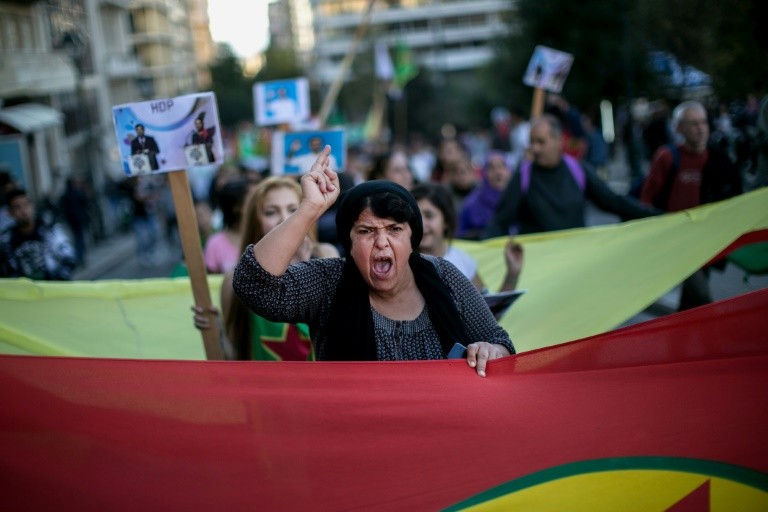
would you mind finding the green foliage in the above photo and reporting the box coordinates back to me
[708,0,768,98]
[393,40,419,88]
[209,44,253,128]
[488,0,650,112]
[485,0,767,112]
[400,69,497,142]
[254,46,303,83]
[636,0,767,98]
[207,1,767,140]
[335,44,378,125]
[208,44,310,130]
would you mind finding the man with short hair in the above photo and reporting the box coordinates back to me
[130,124,161,171]
[484,114,658,237]
[641,101,742,310]
[0,189,76,280]
[267,87,299,121]
[286,136,338,175]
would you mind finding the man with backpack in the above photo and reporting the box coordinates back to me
[641,101,742,311]
[483,114,658,237]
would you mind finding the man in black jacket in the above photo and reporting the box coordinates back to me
[0,189,76,280]
[130,124,161,171]
[484,114,658,238]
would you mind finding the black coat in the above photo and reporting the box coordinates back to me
[130,135,161,170]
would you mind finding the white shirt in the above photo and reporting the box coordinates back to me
[443,245,477,282]
[508,121,531,170]
[287,152,339,174]
[268,97,299,121]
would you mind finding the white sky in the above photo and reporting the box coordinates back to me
[208,0,270,57]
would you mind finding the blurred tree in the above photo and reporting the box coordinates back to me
[209,44,253,128]
[254,46,303,82]
[484,0,651,114]
[635,0,719,71]
[487,0,767,110]
[708,0,768,98]
[484,0,758,110]
[634,0,766,99]
[335,43,378,127]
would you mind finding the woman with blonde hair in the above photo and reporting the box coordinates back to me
[194,176,338,360]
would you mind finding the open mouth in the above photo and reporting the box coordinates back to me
[372,257,393,278]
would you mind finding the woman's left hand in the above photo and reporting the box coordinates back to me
[191,304,219,331]
[300,145,340,214]
[466,342,511,377]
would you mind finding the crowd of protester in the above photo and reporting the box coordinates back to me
[2,92,765,364]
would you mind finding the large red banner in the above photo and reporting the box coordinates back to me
[1,290,767,510]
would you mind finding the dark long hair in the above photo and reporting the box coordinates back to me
[410,182,457,242]
[323,180,468,361]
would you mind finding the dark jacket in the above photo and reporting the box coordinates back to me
[484,158,660,237]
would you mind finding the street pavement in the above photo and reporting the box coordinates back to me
[72,230,181,281]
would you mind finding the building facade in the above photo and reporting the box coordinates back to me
[129,0,197,100]
[0,0,141,209]
[186,0,214,90]
[1,0,211,236]
[308,0,514,85]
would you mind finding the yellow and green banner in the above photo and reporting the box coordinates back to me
[0,188,766,357]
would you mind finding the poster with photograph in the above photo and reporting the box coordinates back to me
[271,129,345,176]
[254,78,310,127]
[523,45,574,93]
[112,92,223,176]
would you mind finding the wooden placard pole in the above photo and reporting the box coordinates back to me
[531,87,545,119]
[316,0,376,126]
[168,170,224,360]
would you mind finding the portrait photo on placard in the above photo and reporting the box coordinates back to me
[270,129,345,176]
[254,78,310,127]
[112,92,224,176]
[523,45,574,94]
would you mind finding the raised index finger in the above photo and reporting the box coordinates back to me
[309,145,332,173]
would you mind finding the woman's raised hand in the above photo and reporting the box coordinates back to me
[300,145,340,214]
[504,239,524,280]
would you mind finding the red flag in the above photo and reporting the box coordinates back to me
[1,290,766,510]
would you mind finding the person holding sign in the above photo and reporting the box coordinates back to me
[194,176,339,360]
[232,147,514,377]
[130,124,161,171]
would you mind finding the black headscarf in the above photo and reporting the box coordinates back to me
[323,180,469,361]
